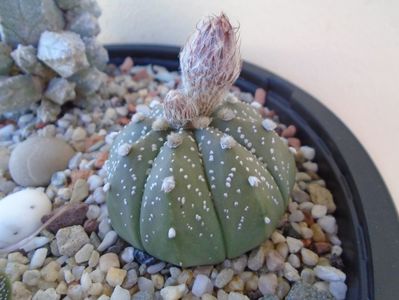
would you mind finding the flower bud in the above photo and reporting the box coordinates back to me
[180,13,241,116]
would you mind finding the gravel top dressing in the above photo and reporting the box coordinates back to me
[0,58,347,300]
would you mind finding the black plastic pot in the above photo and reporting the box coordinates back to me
[106,45,399,300]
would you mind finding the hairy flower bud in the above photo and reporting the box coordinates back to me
[180,13,242,116]
[163,89,198,128]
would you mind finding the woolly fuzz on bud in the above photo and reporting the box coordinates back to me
[180,13,241,116]
[163,89,198,128]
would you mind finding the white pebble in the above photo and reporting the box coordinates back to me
[329,281,347,300]
[317,215,337,234]
[300,248,319,266]
[300,146,316,160]
[288,254,300,268]
[121,247,135,263]
[303,161,318,172]
[98,218,111,236]
[314,265,346,282]
[30,248,48,269]
[271,231,285,244]
[21,237,50,252]
[147,262,166,274]
[138,276,154,293]
[160,284,187,300]
[72,127,87,141]
[258,273,277,295]
[311,204,327,219]
[192,274,213,297]
[88,175,103,191]
[331,245,343,256]
[81,271,92,291]
[283,262,300,282]
[110,285,130,300]
[97,230,118,252]
[75,244,94,264]
[286,237,303,253]
[86,205,101,220]
[289,210,304,222]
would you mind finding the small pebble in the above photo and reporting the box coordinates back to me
[160,284,187,300]
[286,237,303,253]
[311,204,327,219]
[215,268,234,288]
[110,285,130,300]
[314,265,346,282]
[317,215,337,234]
[192,274,213,297]
[300,146,316,161]
[138,276,155,293]
[98,230,118,252]
[147,262,166,274]
[106,267,127,287]
[258,273,277,295]
[99,253,120,272]
[30,247,48,269]
[74,243,94,264]
[283,263,300,282]
[300,248,319,266]
[56,225,90,256]
[329,281,347,300]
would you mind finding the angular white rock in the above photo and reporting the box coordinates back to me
[69,66,105,95]
[67,12,100,37]
[0,0,65,47]
[45,78,76,105]
[83,37,109,71]
[0,189,51,248]
[38,31,89,78]
[0,75,43,113]
[10,45,49,76]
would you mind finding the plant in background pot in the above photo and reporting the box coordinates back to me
[106,14,296,267]
[0,0,108,121]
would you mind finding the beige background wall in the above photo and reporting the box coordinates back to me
[97,0,399,210]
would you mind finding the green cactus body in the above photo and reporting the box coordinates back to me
[211,99,295,202]
[107,120,169,250]
[0,272,11,300]
[106,95,296,267]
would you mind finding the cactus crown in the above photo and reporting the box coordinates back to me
[164,13,241,128]
[0,272,11,300]
[106,13,296,267]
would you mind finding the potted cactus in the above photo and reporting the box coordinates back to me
[106,14,296,267]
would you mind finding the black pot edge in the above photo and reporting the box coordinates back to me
[105,44,399,300]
